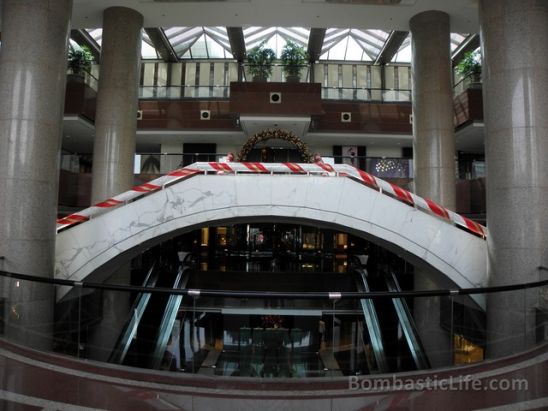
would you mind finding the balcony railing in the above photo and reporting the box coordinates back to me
[1,268,547,378]
[454,72,482,96]
[137,84,411,103]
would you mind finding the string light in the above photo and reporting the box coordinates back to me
[375,159,404,174]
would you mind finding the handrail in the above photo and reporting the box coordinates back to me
[355,269,389,373]
[383,270,430,370]
[2,269,547,300]
[56,162,487,239]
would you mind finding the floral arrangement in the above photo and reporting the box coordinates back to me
[237,128,312,163]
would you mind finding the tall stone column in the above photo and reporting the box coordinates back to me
[413,274,452,368]
[410,10,456,210]
[0,0,72,349]
[88,8,142,358]
[91,7,143,203]
[409,11,455,366]
[480,0,548,358]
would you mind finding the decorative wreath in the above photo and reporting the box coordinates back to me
[237,128,312,163]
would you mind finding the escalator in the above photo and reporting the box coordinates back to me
[108,262,159,364]
[150,266,190,369]
[383,270,430,370]
[355,269,389,373]
[354,265,430,373]
[109,261,191,369]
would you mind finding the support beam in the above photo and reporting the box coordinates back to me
[144,27,178,62]
[227,27,246,61]
[70,29,101,63]
[374,30,408,65]
[307,28,326,62]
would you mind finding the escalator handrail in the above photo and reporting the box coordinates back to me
[356,269,390,373]
[108,262,159,364]
[150,265,191,369]
[384,270,431,370]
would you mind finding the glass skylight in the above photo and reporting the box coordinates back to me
[391,34,411,63]
[243,27,309,57]
[85,29,159,59]
[163,26,233,59]
[320,28,390,62]
[81,27,472,65]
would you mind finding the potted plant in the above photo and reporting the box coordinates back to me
[455,50,482,87]
[246,41,276,82]
[280,40,308,83]
[68,45,94,76]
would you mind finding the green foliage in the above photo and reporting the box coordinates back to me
[455,50,482,79]
[280,41,309,78]
[68,45,94,75]
[246,41,276,80]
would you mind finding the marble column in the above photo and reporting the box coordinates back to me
[91,7,143,204]
[410,10,456,210]
[480,0,548,358]
[409,11,455,365]
[413,273,452,368]
[0,0,72,349]
[87,264,132,362]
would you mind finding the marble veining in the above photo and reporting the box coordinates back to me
[55,175,487,304]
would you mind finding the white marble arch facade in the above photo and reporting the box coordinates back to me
[55,174,487,305]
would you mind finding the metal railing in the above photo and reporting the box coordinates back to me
[0,268,547,378]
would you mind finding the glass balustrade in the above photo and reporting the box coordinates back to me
[1,269,546,379]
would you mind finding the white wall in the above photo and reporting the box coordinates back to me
[367,146,405,158]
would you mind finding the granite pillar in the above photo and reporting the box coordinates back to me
[413,273,452,368]
[480,0,548,358]
[91,7,143,204]
[410,10,456,210]
[87,264,132,362]
[409,11,455,365]
[0,0,72,349]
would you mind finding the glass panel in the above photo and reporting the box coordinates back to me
[243,27,309,54]
[450,33,468,52]
[164,27,232,59]
[346,37,365,61]
[1,277,56,351]
[85,28,159,60]
[1,270,547,380]
[141,30,159,59]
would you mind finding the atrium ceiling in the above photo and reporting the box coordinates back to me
[77,26,472,64]
[65,0,479,64]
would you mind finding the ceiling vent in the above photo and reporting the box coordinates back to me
[200,110,211,120]
[270,92,282,104]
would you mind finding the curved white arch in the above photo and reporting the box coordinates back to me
[55,174,487,304]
